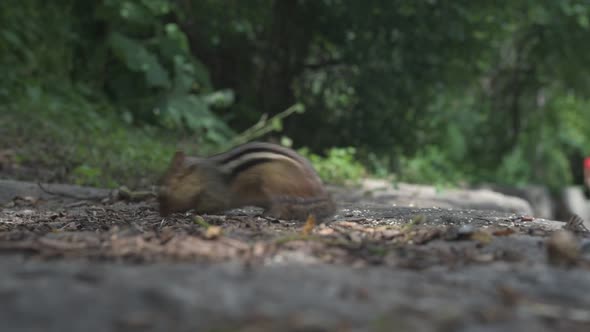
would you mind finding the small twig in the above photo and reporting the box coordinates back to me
[37,182,106,200]
[227,104,305,148]
[65,201,91,208]
[474,217,494,223]
[37,183,155,202]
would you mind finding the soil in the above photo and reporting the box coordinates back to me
[1,179,590,332]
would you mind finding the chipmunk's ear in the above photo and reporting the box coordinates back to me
[170,151,186,169]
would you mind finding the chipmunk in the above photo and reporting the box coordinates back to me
[158,142,336,221]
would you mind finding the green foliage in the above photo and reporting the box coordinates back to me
[71,165,105,187]
[0,0,234,146]
[0,85,175,188]
[552,94,590,155]
[97,0,235,143]
[398,146,466,187]
[298,147,366,185]
[2,0,590,189]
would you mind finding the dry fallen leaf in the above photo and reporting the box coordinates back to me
[492,228,515,236]
[317,227,335,236]
[471,231,493,245]
[204,226,223,239]
[301,214,316,236]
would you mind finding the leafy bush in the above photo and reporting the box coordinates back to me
[298,147,366,185]
[0,86,175,188]
[97,0,235,143]
[397,146,467,187]
[0,0,234,145]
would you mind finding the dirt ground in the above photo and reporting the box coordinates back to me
[1,180,590,332]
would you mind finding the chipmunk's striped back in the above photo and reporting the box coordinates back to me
[158,142,335,221]
[210,142,320,180]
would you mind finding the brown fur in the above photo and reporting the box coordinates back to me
[158,143,335,221]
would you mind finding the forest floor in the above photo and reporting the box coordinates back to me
[1,179,590,332]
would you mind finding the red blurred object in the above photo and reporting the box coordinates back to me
[585,157,590,169]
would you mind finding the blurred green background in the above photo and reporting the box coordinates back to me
[1,0,589,189]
